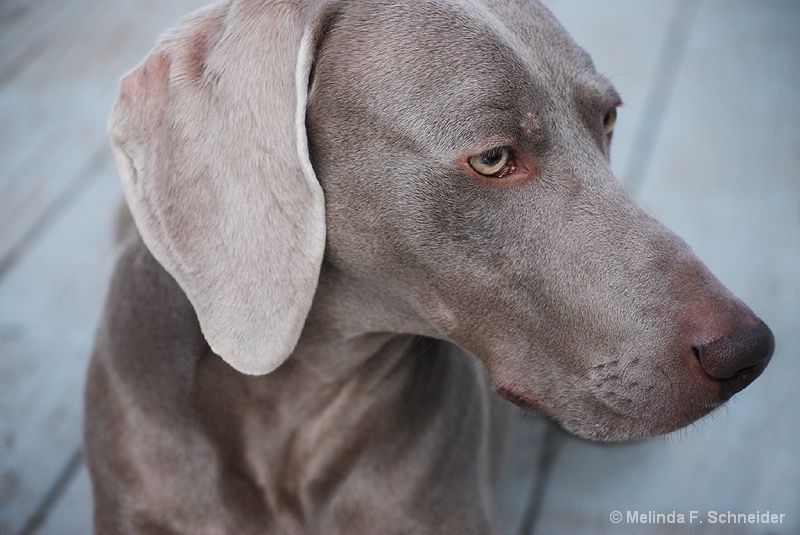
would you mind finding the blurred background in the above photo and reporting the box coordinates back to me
[0,0,797,533]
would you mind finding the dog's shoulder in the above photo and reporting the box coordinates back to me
[90,230,209,401]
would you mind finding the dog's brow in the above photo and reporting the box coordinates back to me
[594,74,623,106]
[606,86,623,107]
[576,75,622,109]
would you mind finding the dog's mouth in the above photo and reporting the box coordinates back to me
[495,386,543,411]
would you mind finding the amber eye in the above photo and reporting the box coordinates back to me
[603,107,617,136]
[468,147,511,176]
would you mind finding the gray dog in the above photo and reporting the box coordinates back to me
[85,0,775,533]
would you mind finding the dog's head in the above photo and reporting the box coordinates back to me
[110,0,773,441]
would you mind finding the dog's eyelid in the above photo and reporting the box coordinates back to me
[602,99,620,136]
[603,107,617,127]
[459,144,535,187]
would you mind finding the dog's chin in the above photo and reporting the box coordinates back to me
[495,385,723,443]
[554,401,724,442]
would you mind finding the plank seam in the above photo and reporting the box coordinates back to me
[516,424,564,535]
[622,0,702,195]
[16,448,84,535]
[0,143,109,283]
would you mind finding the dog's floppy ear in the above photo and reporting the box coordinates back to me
[108,1,335,374]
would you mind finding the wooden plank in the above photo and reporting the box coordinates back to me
[14,450,84,535]
[0,0,121,249]
[0,157,120,535]
[0,0,209,271]
[0,0,87,80]
[532,0,800,533]
[494,414,557,535]
[0,2,237,531]
[34,462,92,535]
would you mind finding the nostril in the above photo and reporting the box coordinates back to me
[693,320,774,397]
[729,364,759,383]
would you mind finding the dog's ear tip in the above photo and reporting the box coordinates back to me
[227,358,286,376]
[207,335,295,376]
[197,300,312,376]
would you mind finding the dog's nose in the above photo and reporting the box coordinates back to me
[693,320,774,399]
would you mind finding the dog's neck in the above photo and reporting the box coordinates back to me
[287,259,436,383]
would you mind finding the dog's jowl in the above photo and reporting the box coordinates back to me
[85,1,774,533]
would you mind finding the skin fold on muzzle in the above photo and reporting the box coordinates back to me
[85,0,775,532]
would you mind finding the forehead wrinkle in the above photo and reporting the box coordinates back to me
[318,0,615,158]
[470,0,620,110]
[452,0,542,69]
[325,1,535,146]
[408,2,550,146]
[456,0,614,117]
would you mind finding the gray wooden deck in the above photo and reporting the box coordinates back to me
[1,1,798,533]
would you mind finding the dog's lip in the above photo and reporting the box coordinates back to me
[495,385,543,411]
